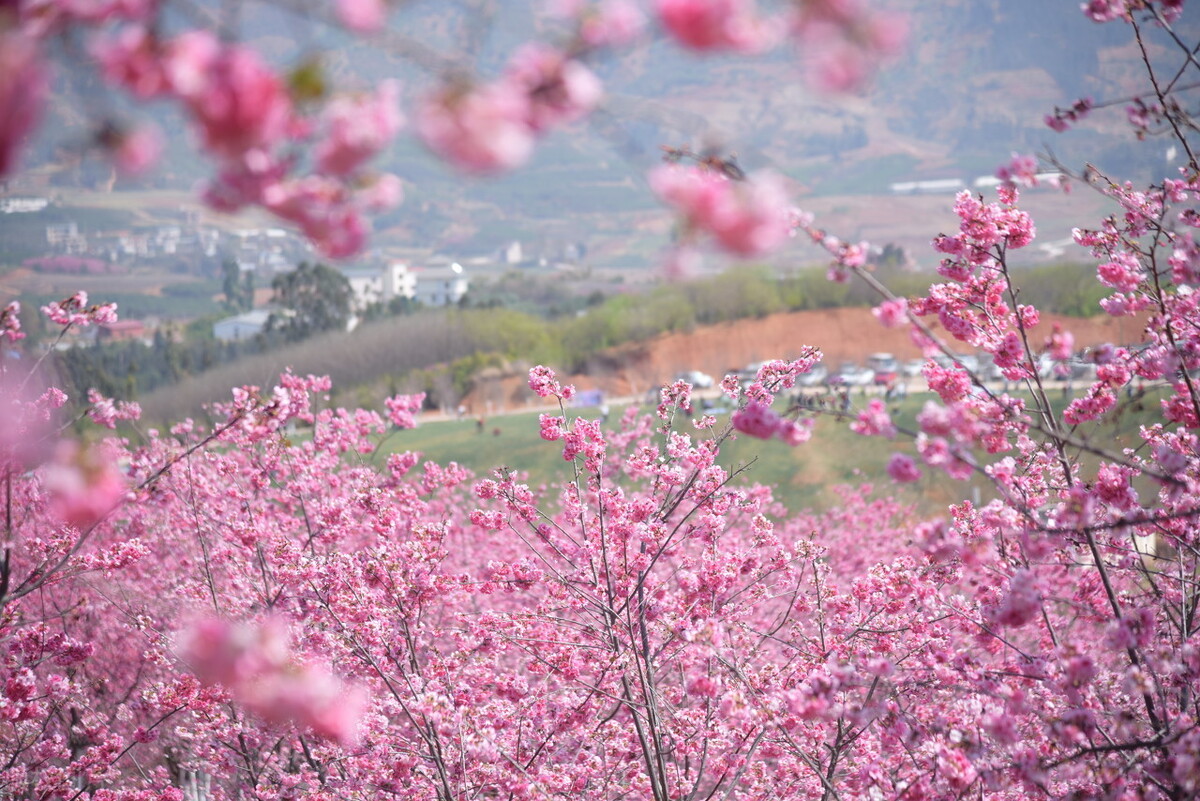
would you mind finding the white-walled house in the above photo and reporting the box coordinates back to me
[213,309,271,341]
[341,266,386,311]
[411,263,468,307]
[339,260,467,310]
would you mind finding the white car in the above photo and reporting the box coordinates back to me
[832,363,874,386]
[796,364,828,387]
[679,370,714,389]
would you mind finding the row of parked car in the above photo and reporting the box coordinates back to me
[675,350,1104,395]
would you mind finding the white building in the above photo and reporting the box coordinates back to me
[1,197,49,213]
[46,222,87,253]
[889,179,966,195]
[386,261,419,300]
[339,260,465,310]
[411,263,469,307]
[213,309,272,341]
[341,267,386,311]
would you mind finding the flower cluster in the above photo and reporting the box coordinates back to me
[732,401,813,445]
[650,164,795,258]
[384,392,426,429]
[41,291,119,328]
[528,364,576,400]
[417,45,601,174]
[0,301,23,343]
[86,389,142,429]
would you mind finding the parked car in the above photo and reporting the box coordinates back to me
[975,353,1003,382]
[932,352,978,373]
[1036,352,1057,379]
[677,370,714,389]
[832,362,874,386]
[738,362,766,390]
[796,363,828,387]
[1064,357,1097,381]
[866,352,900,385]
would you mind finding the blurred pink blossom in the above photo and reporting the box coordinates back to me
[41,440,128,530]
[0,32,48,179]
[359,172,404,211]
[504,44,602,133]
[415,80,534,174]
[984,569,1041,628]
[872,297,908,328]
[996,152,1039,188]
[0,301,23,343]
[23,0,156,28]
[650,165,793,257]
[0,371,58,470]
[335,0,387,32]
[178,617,365,747]
[93,25,170,98]
[778,417,814,446]
[732,401,782,439]
[109,123,163,175]
[86,389,142,429]
[262,176,368,259]
[886,452,922,483]
[315,80,404,176]
[165,32,293,161]
[656,0,774,52]
[793,5,906,93]
[578,0,646,46]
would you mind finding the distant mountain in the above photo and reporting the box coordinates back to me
[25,1,1187,260]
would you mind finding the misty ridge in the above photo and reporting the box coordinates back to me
[27,0,1181,258]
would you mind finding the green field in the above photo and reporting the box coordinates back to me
[361,386,1164,518]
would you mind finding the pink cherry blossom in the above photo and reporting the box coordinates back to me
[528,365,576,400]
[0,301,23,343]
[165,32,293,161]
[93,25,170,98]
[86,389,141,429]
[0,32,48,179]
[656,0,774,52]
[649,165,794,257]
[384,392,425,429]
[41,291,119,327]
[415,80,535,174]
[792,4,906,92]
[777,417,814,446]
[0,369,57,470]
[108,122,163,174]
[996,152,1039,188]
[315,80,404,177]
[850,399,896,438]
[872,297,908,328]
[886,452,922,482]
[574,0,646,46]
[178,618,365,747]
[262,176,370,259]
[732,401,782,439]
[504,44,602,133]
[40,439,128,530]
[1082,0,1127,22]
[335,0,387,32]
[983,569,1041,628]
